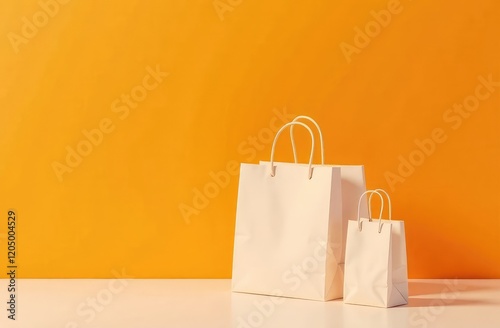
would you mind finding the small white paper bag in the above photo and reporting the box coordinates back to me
[344,189,408,307]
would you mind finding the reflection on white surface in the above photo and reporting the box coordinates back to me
[231,291,409,328]
[0,279,499,328]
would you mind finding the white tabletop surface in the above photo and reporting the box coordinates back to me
[1,279,499,327]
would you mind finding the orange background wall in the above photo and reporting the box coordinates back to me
[0,0,498,278]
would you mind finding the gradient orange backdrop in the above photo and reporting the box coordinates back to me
[0,0,499,278]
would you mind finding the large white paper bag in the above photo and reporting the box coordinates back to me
[344,190,408,308]
[232,121,343,301]
[261,116,367,266]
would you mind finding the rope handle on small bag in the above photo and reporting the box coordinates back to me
[368,189,392,221]
[357,190,384,233]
